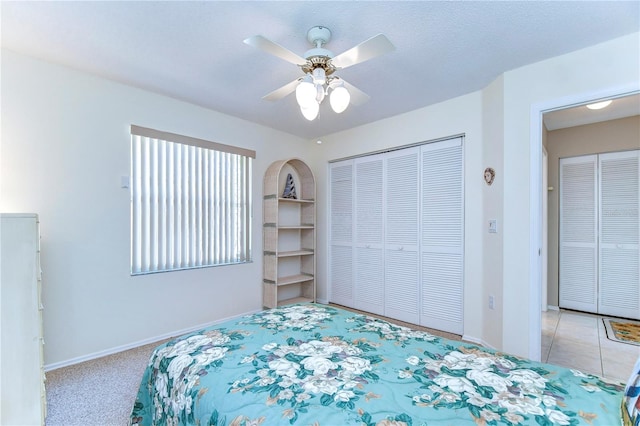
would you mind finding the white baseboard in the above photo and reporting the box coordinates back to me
[316,298,329,305]
[461,334,497,350]
[44,308,261,372]
[461,334,484,347]
[547,305,560,311]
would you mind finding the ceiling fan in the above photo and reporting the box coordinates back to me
[244,26,395,121]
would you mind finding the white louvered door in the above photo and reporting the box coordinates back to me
[328,137,464,333]
[384,147,420,324]
[598,150,639,319]
[559,155,598,313]
[420,139,464,334]
[330,161,354,307]
[354,157,385,315]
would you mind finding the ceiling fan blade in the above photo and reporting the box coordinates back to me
[340,79,370,106]
[244,35,307,66]
[262,78,300,101]
[331,34,395,69]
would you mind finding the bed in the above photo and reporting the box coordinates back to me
[130,303,628,425]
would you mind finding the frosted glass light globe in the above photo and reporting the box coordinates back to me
[296,80,316,108]
[330,86,350,113]
[300,101,319,121]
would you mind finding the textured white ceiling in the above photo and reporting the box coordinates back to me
[2,1,639,139]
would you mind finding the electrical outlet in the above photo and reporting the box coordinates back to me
[488,295,495,310]
[488,219,497,233]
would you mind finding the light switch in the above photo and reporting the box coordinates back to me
[121,175,130,188]
[488,219,498,233]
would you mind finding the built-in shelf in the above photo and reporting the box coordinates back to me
[278,296,314,306]
[263,159,316,309]
[279,197,315,204]
[278,249,314,258]
[276,274,315,286]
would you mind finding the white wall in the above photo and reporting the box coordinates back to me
[501,32,639,357]
[309,92,486,344]
[0,50,312,367]
[481,76,505,349]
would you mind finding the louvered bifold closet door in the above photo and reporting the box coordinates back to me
[559,155,598,313]
[354,157,385,315]
[598,150,639,319]
[420,138,464,334]
[384,147,420,324]
[330,161,355,307]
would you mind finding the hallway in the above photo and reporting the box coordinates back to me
[542,309,639,382]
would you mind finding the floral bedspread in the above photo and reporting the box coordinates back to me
[130,304,624,425]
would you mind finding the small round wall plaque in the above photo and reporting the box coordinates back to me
[484,167,495,185]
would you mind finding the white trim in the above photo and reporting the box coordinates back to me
[462,335,495,350]
[547,305,560,311]
[529,106,543,362]
[528,82,640,362]
[44,308,261,372]
[542,146,548,313]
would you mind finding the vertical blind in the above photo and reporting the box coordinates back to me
[130,125,255,274]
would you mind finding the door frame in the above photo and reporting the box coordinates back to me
[542,146,548,312]
[529,83,640,361]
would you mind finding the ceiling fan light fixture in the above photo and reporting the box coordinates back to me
[315,84,326,103]
[246,26,394,122]
[295,76,316,108]
[300,101,320,121]
[330,84,350,113]
[312,67,326,85]
[586,100,612,110]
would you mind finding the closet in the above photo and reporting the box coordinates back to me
[329,137,464,334]
[559,150,640,319]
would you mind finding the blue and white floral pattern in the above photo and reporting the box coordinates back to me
[131,328,247,425]
[239,304,335,333]
[346,314,438,347]
[230,335,383,423]
[131,304,625,426]
[398,346,623,425]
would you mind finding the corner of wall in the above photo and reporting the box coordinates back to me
[480,76,506,350]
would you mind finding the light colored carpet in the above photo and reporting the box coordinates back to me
[44,306,461,425]
[45,341,165,426]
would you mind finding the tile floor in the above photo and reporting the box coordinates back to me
[542,308,640,383]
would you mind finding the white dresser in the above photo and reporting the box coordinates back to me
[1,214,46,425]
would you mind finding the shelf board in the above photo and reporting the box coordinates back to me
[277,274,314,286]
[278,249,314,257]
[278,225,314,230]
[278,198,314,204]
[277,296,314,306]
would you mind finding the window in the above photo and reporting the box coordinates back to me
[130,125,254,274]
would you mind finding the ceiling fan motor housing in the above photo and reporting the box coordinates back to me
[303,26,337,76]
[301,26,335,76]
[307,26,331,46]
